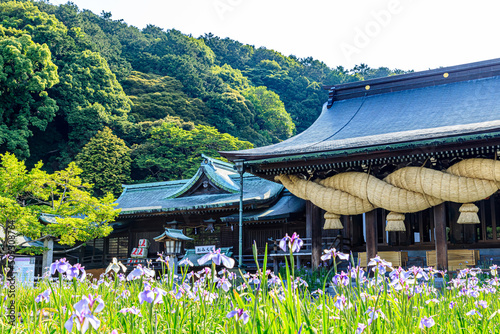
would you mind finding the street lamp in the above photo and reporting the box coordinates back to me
[234,159,245,268]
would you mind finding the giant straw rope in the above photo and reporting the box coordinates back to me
[275,158,500,231]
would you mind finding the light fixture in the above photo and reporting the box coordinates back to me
[153,228,193,255]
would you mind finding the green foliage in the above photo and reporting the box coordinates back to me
[0,33,58,158]
[75,127,131,197]
[52,49,132,162]
[132,122,253,181]
[0,0,412,196]
[0,152,118,248]
[243,86,295,143]
[121,71,210,123]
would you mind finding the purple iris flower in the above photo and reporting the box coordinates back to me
[279,233,304,253]
[226,308,250,324]
[466,309,482,317]
[333,294,352,311]
[197,248,235,268]
[367,256,392,268]
[119,306,141,316]
[50,258,71,275]
[366,307,385,325]
[66,263,86,281]
[475,300,488,309]
[64,296,102,333]
[35,289,51,303]
[355,323,367,334]
[321,248,349,262]
[179,258,194,266]
[449,301,456,309]
[332,272,350,287]
[217,277,232,292]
[126,264,155,281]
[138,282,167,304]
[419,316,435,329]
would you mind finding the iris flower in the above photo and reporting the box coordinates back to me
[64,296,104,333]
[226,308,250,324]
[50,258,71,275]
[279,233,304,253]
[35,289,51,303]
[197,248,235,268]
[126,264,155,281]
[66,263,86,281]
[355,323,367,334]
[321,248,349,262]
[105,258,127,275]
[179,258,194,266]
[119,306,141,316]
[138,282,167,304]
[419,317,435,329]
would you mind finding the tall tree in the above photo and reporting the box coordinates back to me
[0,152,118,251]
[76,127,131,197]
[53,50,132,163]
[132,122,253,181]
[0,33,59,159]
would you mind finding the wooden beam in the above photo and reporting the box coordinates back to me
[365,210,378,267]
[433,203,448,270]
[307,201,322,270]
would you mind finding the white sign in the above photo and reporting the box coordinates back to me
[138,239,150,248]
[195,245,215,254]
[131,247,147,258]
[14,257,35,287]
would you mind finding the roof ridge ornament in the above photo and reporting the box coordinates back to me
[327,87,336,109]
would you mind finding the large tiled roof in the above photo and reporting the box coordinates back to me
[221,58,500,162]
[116,156,283,215]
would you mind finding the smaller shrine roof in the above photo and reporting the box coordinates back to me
[116,156,283,215]
[154,228,193,242]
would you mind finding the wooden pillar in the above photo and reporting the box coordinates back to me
[365,210,378,267]
[306,201,322,270]
[433,203,448,270]
[42,237,54,275]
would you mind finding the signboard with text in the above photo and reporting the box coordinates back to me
[195,245,215,254]
[14,257,35,287]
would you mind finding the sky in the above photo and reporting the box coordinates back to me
[58,0,500,72]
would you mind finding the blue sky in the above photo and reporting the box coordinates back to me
[62,0,500,72]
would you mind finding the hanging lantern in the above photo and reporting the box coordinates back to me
[323,212,343,229]
[457,203,480,224]
[204,218,216,232]
[385,212,406,232]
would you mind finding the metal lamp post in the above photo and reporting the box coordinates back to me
[234,159,245,268]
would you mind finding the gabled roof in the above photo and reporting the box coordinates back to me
[116,156,283,215]
[221,58,500,164]
[154,228,193,242]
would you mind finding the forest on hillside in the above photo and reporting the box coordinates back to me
[0,0,411,197]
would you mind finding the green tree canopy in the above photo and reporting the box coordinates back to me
[53,49,132,162]
[243,86,295,143]
[132,122,253,181]
[0,152,118,250]
[76,127,131,197]
[0,33,59,158]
